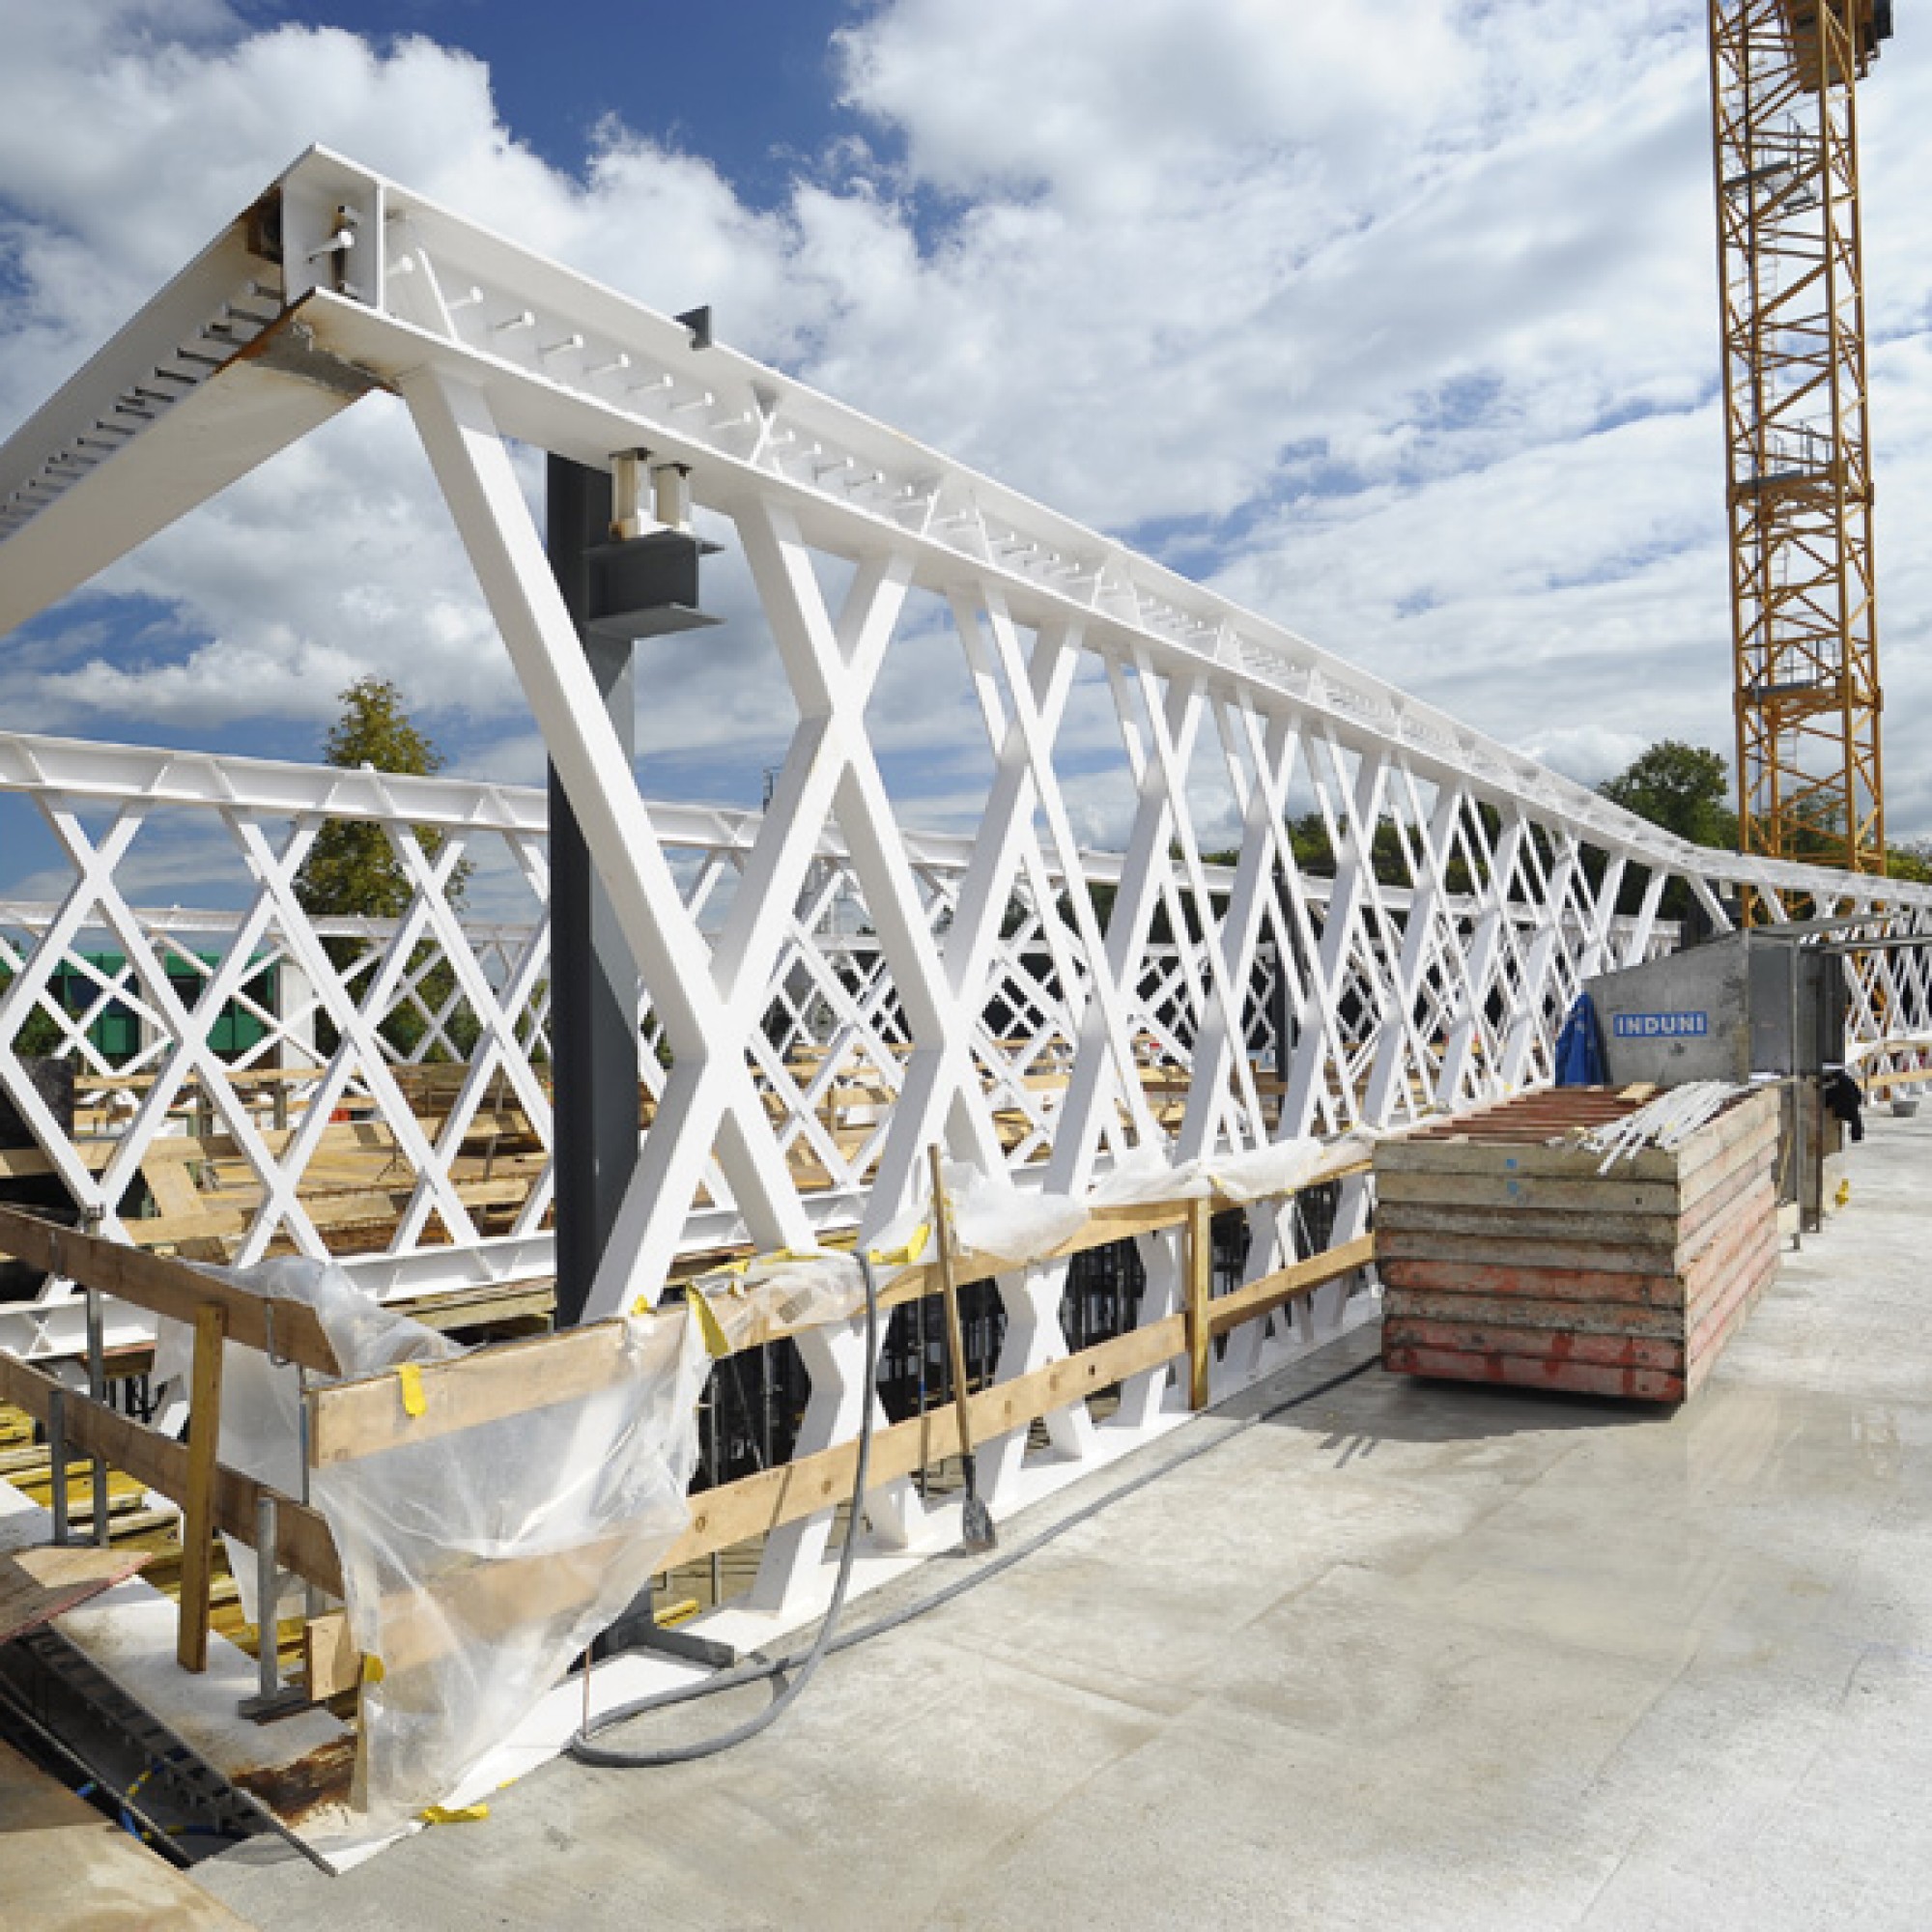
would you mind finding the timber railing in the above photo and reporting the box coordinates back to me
[0,1155,1376,1715]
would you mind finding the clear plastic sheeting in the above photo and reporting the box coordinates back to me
[1206,1136,1350,1203]
[933,1160,1088,1266]
[314,1307,709,1830]
[860,1162,1084,1278]
[1086,1132,1380,1210]
[1087,1148,1214,1208]
[690,1251,867,1356]
[152,1258,462,1624]
[159,1259,711,1831]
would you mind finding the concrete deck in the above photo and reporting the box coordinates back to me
[198,1106,1932,1930]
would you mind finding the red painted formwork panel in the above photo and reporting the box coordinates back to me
[1375,1087,1781,1406]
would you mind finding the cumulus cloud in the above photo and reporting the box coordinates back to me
[1,0,1931,867]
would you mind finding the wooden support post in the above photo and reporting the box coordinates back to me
[1184,1196,1212,1411]
[176,1304,226,1674]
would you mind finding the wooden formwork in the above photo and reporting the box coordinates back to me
[1376,1086,1782,1403]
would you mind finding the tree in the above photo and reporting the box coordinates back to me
[295,676,468,919]
[1888,838,1932,885]
[1592,741,1737,923]
[295,676,473,1061]
[1598,741,1738,852]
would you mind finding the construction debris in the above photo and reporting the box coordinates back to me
[1581,1080,1747,1171]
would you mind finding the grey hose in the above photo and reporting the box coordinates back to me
[569,1249,883,1768]
[568,1310,1378,1769]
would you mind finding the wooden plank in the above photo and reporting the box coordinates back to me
[663,1312,1187,1570]
[1378,1255,1686,1306]
[1372,1200,1683,1251]
[1375,1228,1675,1275]
[1687,1236,1779,1363]
[140,1153,207,1224]
[307,1317,643,1467]
[0,1142,116,1180]
[1382,1340,1684,1403]
[1383,1316,1685,1376]
[1376,1169,1685,1214]
[302,1608,361,1701]
[1685,1247,1779,1395]
[0,1351,342,1597]
[1684,1191,1777,1297]
[137,1170,541,1249]
[176,1304,226,1675]
[0,1545,152,1644]
[1184,1198,1212,1410]
[1375,1116,1776,1203]
[1380,1089,1776,1179]
[0,1204,339,1375]
[1378,1183,1776,1316]
[1676,1156,1779,1250]
[1374,1148,1776,1261]
[1673,1118,1783,1214]
[1207,1233,1377,1337]
[0,1739,259,1931]
[1378,1289,1688,1342]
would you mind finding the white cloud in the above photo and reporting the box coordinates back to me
[1,0,1931,874]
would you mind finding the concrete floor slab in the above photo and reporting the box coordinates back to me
[196,1107,1932,1929]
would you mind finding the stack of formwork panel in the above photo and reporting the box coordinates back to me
[1376,1085,1781,1402]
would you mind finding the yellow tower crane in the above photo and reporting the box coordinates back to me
[1708,0,1892,895]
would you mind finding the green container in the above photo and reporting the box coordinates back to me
[52,951,277,1066]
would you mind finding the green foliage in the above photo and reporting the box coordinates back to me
[1595,740,1738,923]
[294,677,476,1063]
[0,971,64,1059]
[1888,838,1932,885]
[1598,741,1738,852]
[295,676,469,920]
[1276,813,1414,888]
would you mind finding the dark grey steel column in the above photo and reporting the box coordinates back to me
[547,455,639,1326]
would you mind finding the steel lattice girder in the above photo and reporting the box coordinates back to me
[1,153,1930,1360]
[8,148,1932,1608]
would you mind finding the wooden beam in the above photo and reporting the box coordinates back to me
[306,1317,645,1467]
[1207,1233,1376,1338]
[1184,1197,1212,1411]
[302,1610,360,1702]
[176,1305,226,1674]
[0,1205,339,1375]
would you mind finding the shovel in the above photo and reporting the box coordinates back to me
[927,1145,997,1553]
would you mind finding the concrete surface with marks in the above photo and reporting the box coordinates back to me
[195,1106,1932,1930]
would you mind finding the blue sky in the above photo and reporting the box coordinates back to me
[2,0,1931,909]
[248,1,858,205]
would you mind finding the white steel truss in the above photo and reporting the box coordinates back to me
[4,152,1932,1607]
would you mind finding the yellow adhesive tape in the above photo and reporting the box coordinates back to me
[689,1287,732,1358]
[866,1221,930,1269]
[397,1362,426,1419]
[362,1655,385,1685]
[420,1804,490,1826]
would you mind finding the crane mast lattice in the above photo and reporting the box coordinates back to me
[1708,0,1891,891]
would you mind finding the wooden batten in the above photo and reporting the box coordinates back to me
[0,1204,340,1376]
